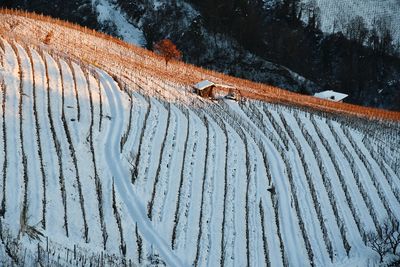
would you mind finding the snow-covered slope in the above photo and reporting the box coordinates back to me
[305,0,400,40]
[0,12,400,266]
[92,0,144,45]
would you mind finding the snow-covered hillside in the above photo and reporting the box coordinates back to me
[304,0,400,40]
[92,0,144,45]
[0,11,400,266]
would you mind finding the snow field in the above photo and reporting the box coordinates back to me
[0,36,399,266]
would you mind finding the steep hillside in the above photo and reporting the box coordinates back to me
[306,0,400,40]
[0,11,400,266]
[2,1,400,110]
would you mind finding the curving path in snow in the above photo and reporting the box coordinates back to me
[0,37,399,266]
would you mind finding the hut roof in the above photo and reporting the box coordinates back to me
[194,80,215,90]
[314,90,348,102]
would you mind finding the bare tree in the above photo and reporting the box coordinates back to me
[304,0,321,30]
[366,230,390,263]
[366,217,400,263]
[382,218,400,255]
[369,16,394,54]
[345,15,368,45]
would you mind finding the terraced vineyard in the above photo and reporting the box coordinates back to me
[0,12,400,267]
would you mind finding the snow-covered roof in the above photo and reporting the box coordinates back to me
[314,90,348,102]
[194,80,215,90]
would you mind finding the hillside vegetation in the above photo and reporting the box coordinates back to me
[0,10,400,266]
[2,1,400,110]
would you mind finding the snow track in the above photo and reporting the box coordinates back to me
[0,38,399,266]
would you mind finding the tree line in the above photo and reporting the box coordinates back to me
[188,0,400,110]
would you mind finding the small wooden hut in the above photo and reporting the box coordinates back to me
[193,80,215,98]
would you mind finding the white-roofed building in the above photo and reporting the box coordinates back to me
[193,80,216,98]
[194,80,215,90]
[314,90,348,102]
